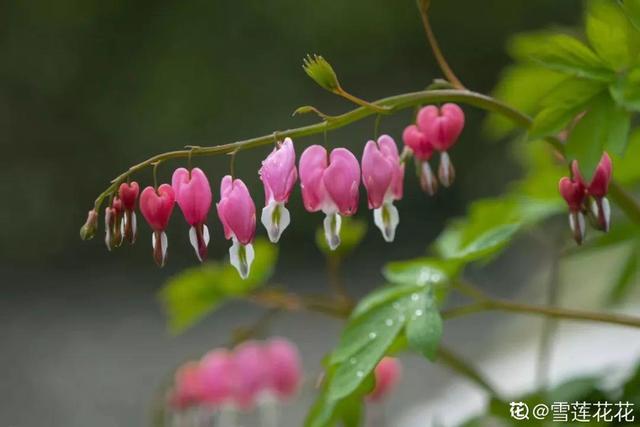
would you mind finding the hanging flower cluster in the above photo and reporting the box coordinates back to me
[558,152,612,245]
[83,106,469,278]
[168,338,301,416]
[402,103,465,195]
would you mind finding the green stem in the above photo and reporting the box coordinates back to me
[437,346,501,398]
[93,88,527,209]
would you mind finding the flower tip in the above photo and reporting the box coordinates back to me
[302,54,341,92]
[80,209,98,240]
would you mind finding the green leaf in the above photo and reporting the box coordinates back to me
[608,244,640,304]
[613,127,640,184]
[328,302,404,400]
[509,32,614,81]
[529,77,605,139]
[158,238,277,334]
[622,0,640,31]
[610,67,640,111]
[405,290,442,361]
[586,0,638,70]
[304,365,373,427]
[566,94,631,181]
[484,65,565,139]
[383,257,459,287]
[315,217,367,259]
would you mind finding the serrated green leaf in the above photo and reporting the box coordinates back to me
[566,94,631,181]
[586,0,638,70]
[610,67,640,111]
[529,77,605,139]
[508,32,614,81]
[158,238,277,334]
[405,290,442,361]
[608,244,640,304]
[315,217,367,259]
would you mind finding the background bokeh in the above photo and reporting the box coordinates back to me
[0,1,584,425]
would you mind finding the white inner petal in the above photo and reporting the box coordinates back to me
[373,202,399,243]
[189,226,201,261]
[229,238,255,279]
[261,200,291,243]
[323,212,342,251]
[202,224,210,247]
[602,197,611,231]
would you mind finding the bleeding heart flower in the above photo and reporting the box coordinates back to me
[402,124,437,195]
[104,197,124,250]
[259,138,298,243]
[299,145,360,250]
[217,176,257,279]
[367,357,402,402]
[362,135,404,242]
[118,181,139,244]
[172,167,213,262]
[570,153,613,233]
[140,184,176,267]
[416,103,465,187]
[169,361,204,411]
[231,341,269,409]
[559,176,587,245]
[264,338,302,400]
[199,349,234,407]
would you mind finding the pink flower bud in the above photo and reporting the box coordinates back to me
[170,361,204,411]
[140,184,175,267]
[558,177,587,245]
[104,198,124,250]
[217,176,257,279]
[587,152,612,199]
[362,135,404,242]
[299,145,360,250]
[118,182,140,244]
[80,209,98,240]
[402,125,438,195]
[264,338,302,399]
[402,125,433,161]
[259,138,298,243]
[367,357,402,402]
[231,341,269,410]
[416,104,465,152]
[172,168,213,262]
[199,349,234,407]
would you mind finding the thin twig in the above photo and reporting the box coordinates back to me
[416,0,465,90]
[437,346,501,398]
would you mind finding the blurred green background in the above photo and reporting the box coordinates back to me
[0,0,584,425]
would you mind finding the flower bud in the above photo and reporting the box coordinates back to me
[302,54,341,92]
[232,341,269,410]
[217,176,257,279]
[80,209,98,240]
[199,349,234,407]
[559,177,587,245]
[259,138,298,243]
[367,357,402,402]
[169,361,204,411]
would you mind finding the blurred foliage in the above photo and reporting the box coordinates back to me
[487,0,640,181]
[158,238,277,334]
[458,358,640,426]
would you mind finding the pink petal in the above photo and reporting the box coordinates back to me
[362,140,394,209]
[299,145,329,212]
[172,167,213,226]
[140,184,175,231]
[260,138,298,203]
[324,148,360,215]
